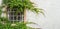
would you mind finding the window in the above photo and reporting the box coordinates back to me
[7,6,24,22]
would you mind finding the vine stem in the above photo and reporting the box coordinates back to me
[24,8,26,23]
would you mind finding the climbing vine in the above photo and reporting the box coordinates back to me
[2,0,43,13]
[0,0,43,29]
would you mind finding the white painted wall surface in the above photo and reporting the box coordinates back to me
[0,0,60,29]
[27,0,60,29]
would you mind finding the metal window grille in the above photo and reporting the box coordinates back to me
[7,7,24,22]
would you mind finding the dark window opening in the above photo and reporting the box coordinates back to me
[7,7,24,22]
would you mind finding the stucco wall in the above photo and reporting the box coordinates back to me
[27,0,60,29]
[0,0,60,29]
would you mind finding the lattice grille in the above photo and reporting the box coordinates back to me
[7,7,24,22]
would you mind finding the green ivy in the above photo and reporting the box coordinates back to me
[0,0,43,29]
[0,22,27,29]
[2,0,43,13]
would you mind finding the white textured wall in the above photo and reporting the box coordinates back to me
[27,0,60,29]
[0,0,60,29]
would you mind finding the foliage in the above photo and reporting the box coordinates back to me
[0,21,40,29]
[2,0,43,13]
[0,22,27,29]
[0,8,1,15]
[0,0,43,29]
